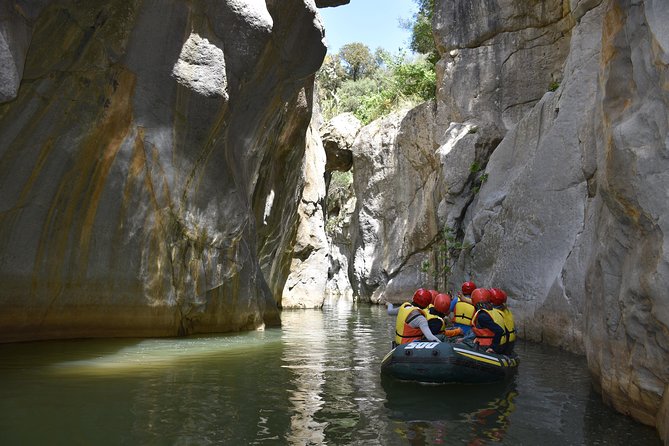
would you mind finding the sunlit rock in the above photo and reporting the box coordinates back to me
[0,0,326,341]
[281,113,329,309]
[321,112,360,172]
[172,33,228,99]
[433,0,570,130]
[0,2,33,103]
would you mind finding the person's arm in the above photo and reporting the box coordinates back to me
[386,302,399,316]
[407,311,441,342]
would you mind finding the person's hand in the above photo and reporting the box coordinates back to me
[486,348,494,353]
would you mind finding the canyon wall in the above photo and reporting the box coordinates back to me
[0,0,326,341]
[345,0,668,439]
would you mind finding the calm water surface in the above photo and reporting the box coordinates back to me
[0,300,661,445]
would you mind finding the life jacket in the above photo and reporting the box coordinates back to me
[394,303,427,345]
[426,304,446,334]
[443,327,463,337]
[501,306,516,343]
[453,299,476,326]
[471,308,506,347]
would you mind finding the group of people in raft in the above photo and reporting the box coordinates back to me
[387,281,516,355]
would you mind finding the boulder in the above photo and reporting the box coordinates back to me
[321,112,360,172]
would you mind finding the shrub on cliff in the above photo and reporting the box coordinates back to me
[317,50,435,124]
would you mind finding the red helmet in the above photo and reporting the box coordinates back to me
[429,289,439,303]
[412,288,432,308]
[434,293,452,314]
[489,288,507,306]
[461,281,477,295]
[471,288,491,306]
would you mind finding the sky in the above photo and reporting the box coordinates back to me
[318,0,418,55]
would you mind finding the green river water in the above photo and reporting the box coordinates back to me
[0,300,661,445]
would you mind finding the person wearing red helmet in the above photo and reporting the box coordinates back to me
[489,288,515,354]
[387,288,442,346]
[429,293,463,337]
[461,281,476,297]
[425,292,449,334]
[468,288,506,353]
[449,281,478,335]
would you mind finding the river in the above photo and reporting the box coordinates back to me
[0,299,661,445]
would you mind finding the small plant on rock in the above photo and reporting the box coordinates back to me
[422,225,471,290]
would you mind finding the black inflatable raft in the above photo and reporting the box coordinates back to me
[381,339,519,384]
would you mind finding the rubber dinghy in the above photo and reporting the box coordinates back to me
[381,339,519,384]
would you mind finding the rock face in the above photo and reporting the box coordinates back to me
[314,0,349,8]
[321,112,360,300]
[345,0,668,439]
[0,0,327,341]
[279,116,329,309]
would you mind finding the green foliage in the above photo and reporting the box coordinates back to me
[471,170,488,195]
[548,81,560,92]
[316,1,439,124]
[469,161,482,173]
[336,78,381,115]
[401,0,439,65]
[329,170,353,196]
[325,171,354,235]
[420,225,471,290]
[339,42,376,81]
[316,54,345,96]
[317,51,436,124]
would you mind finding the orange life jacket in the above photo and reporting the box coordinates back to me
[471,309,506,347]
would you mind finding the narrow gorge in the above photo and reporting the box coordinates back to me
[0,0,667,441]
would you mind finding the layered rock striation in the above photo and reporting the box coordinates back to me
[0,0,327,341]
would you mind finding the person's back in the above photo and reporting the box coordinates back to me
[451,297,475,335]
[470,288,506,353]
[389,288,442,346]
[490,288,516,354]
[450,281,477,334]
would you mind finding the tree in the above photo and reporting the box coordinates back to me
[339,42,376,81]
[316,54,345,95]
[402,0,439,65]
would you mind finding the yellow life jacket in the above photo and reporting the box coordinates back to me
[426,304,446,334]
[453,299,476,326]
[394,303,427,345]
[501,306,516,343]
[491,308,507,346]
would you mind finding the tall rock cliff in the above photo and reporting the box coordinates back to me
[345,0,668,439]
[0,0,327,341]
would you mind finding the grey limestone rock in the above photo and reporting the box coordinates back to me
[0,0,326,341]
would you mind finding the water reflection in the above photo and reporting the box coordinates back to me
[281,309,328,444]
[381,377,517,445]
[0,300,662,445]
